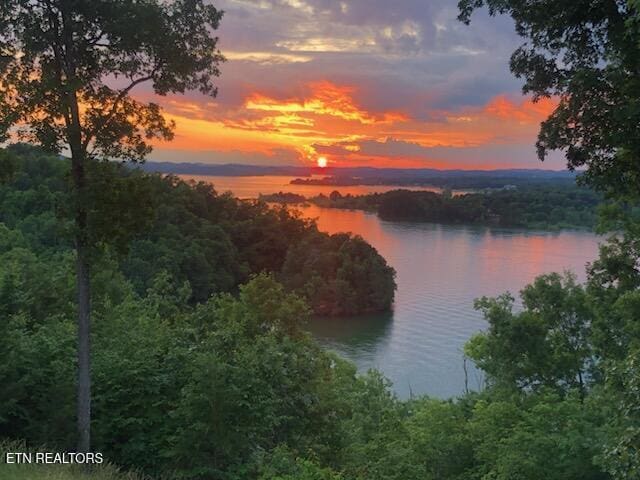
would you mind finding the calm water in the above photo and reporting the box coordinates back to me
[180,174,469,198]
[187,175,602,399]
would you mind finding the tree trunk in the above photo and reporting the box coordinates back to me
[71,148,91,454]
[52,1,92,453]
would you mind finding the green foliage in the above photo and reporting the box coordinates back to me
[280,234,396,315]
[84,161,156,256]
[167,278,326,478]
[470,273,593,393]
[0,147,398,479]
[2,154,639,480]
[0,142,640,480]
[601,349,640,479]
[467,393,608,480]
[0,144,626,480]
[259,192,307,204]
[1,0,226,452]
[312,186,601,230]
[402,399,474,480]
[458,0,640,200]
[2,0,640,478]
[257,447,343,480]
[587,221,640,362]
[0,149,17,183]
[584,214,640,479]
[0,147,395,315]
[0,314,76,447]
[466,205,640,480]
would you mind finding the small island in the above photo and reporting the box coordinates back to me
[298,186,600,230]
[290,168,579,189]
[258,191,307,204]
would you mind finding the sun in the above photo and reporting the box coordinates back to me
[317,156,328,168]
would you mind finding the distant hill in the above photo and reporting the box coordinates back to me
[141,162,314,177]
[289,168,579,189]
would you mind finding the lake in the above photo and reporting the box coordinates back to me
[180,174,470,198]
[187,175,602,399]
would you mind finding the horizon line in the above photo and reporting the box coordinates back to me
[144,160,578,174]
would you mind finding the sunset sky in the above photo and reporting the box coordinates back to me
[144,0,566,170]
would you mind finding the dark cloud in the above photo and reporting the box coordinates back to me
[211,0,525,113]
[138,1,564,169]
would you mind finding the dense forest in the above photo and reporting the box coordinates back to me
[1,146,640,479]
[267,187,602,230]
[0,146,395,318]
[289,169,578,189]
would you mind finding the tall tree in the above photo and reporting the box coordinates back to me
[458,0,640,200]
[0,0,224,452]
[468,273,593,394]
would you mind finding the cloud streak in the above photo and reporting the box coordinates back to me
[141,0,566,170]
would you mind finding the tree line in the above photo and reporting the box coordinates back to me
[308,187,602,230]
[0,146,396,317]
[1,146,639,479]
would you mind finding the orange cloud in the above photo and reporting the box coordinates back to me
[484,96,557,124]
[245,81,408,125]
[147,86,560,169]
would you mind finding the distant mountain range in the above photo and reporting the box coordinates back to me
[141,162,316,177]
[142,161,580,189]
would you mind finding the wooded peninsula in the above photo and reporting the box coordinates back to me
[262,186,603,230]
[0,146,396,318]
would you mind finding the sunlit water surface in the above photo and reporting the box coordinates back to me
[179,174,469,198]
[188,175,602,399]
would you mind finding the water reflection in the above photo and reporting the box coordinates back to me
[298,204,601,400]
[184,175,602,400]
[178,174,468,199]
[307,311,394,362]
